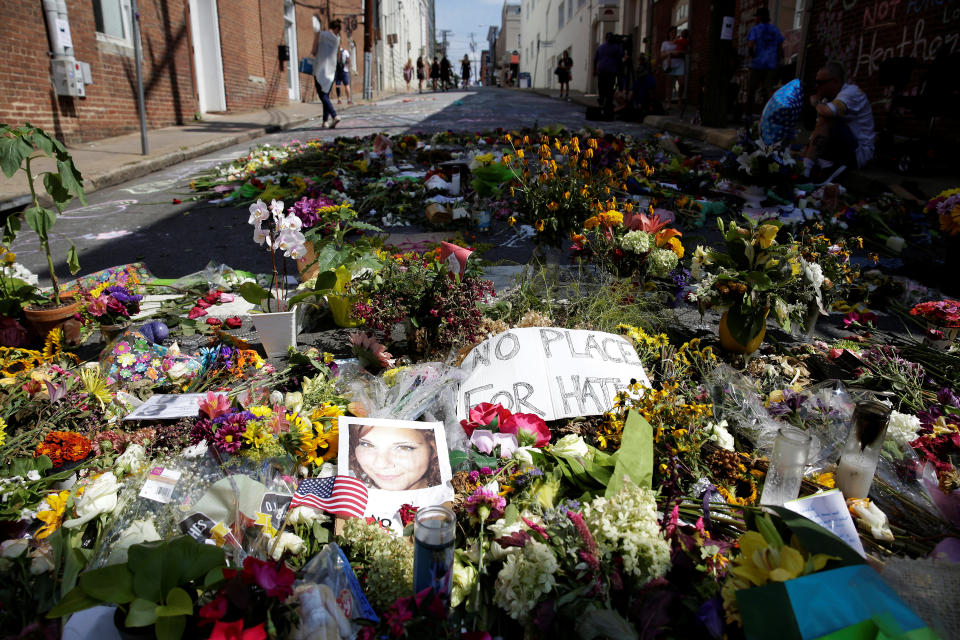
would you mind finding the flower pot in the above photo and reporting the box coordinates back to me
[252,299,300,358]
[803,301,822,339]
[327,293,364,328]
[99,322,131,344]
[23,299,81,345]
[718,309,767,354]
[924,324,958,351]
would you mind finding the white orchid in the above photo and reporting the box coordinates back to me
[248,200,270,224]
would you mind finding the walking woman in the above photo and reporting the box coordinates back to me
[430,57,440,91]
[416,55,426,93]
[460,54,471,88]
[555,50,573,98]
[310,17,341,129]
[403,58,414,92]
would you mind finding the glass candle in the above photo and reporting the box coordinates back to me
[760,427,813,506]
[413,505,455,601]
[836,400,891,499]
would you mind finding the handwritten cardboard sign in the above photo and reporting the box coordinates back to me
[457,328,651,421]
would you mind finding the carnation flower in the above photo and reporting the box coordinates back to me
[465,486,506,522]
[886,410,922,444]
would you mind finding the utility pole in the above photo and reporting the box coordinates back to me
[363,0,374,99]
[439,28,452,55]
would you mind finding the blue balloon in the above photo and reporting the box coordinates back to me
[760,79,803,146]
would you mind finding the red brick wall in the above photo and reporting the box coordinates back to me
[651,0,711,105]
[217,0,291,112]
[0,0,197,144]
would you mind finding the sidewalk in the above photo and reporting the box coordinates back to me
[0,99,356,212]
[526,86,738,149]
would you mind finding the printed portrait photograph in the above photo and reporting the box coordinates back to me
[338,417,451,492]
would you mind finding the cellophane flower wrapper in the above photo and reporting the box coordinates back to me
[707,364,789,456]
[242,457,301,560]
[294,542,379,634]
[90,448,226,568]
[336,361,469,451]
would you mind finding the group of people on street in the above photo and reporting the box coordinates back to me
[592,34,658,119]
[408,54,471,93]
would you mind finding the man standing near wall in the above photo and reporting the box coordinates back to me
[594,33,623,118]
[745,7,783,122]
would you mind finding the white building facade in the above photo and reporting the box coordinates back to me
[377,0,433,92]
[495,3,522,84]
[518,0,621,93]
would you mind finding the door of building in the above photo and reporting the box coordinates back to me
[188,0,227,113]
[284,1,299,101]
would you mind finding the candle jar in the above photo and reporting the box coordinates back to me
[760,427,813,506]
[836,400,892,499]
[413,505,456,602]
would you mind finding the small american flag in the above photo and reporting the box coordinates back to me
[290,476,368,518]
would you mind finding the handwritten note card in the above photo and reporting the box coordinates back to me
[457,328,651,422]
[783,489,866,557]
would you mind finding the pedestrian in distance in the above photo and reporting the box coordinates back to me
[334,46,353,105]
[440,55,451,91]
[311,17,342,129]
[594,32,623,118]
[555,50,573,99]
[461,55,471,89]
[430,58,440,91]
[659,26,685,110]
[745,7,784,122]
[403,58,414,92]
[416,55,426,93]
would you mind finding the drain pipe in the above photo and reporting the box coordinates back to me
[42,0,72,58]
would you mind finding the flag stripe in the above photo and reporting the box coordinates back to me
[291,475,368,518]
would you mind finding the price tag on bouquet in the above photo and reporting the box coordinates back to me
[138,466,182,503]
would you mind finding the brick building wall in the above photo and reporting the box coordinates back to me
[218,0,291,112]
[0,0,196,144]
[650,0,711,105]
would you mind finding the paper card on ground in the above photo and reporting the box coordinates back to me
[783,489,866,557]
[124,393,204,420]
[457,327,651,421]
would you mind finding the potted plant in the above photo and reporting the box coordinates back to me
[0,124,84,341]
[76,282,143,343]
[46,535,227,640]
[910,299,960,350]
[689,217,806,354]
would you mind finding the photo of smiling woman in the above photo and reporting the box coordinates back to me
[348,423,442,491]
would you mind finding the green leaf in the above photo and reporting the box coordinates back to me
[203,567,226,590]
[155,614,186,640]
[156,587,193,617]
[504,503,519,525]
[23,206,56,241]
[0,135,33,178]
[56,158,86,204]
[66,243,80,275]
[448,449,468,471]
[745,271,774,291]
[3,213,20,244]
[726,304,769,347]
[125,597,159,627]
[78,564,135,603]
[347,219,382,233]
[605,411,653,496]
[128,541,164,602]
[238,281,272,306]
[42,172,70,206]
[45,585,103,618]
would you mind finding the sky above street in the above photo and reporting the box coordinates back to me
[435,0,504,77]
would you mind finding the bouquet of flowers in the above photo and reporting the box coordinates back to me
[689,217,806,345]
[910,299,960,328]
[924,187,960,236]
[571,205,684,280]
[76,283,142,326]
[722,132,799,188]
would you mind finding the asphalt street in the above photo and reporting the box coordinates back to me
[10,87,666,286]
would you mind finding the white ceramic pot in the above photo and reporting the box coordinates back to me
[252,298,303,358]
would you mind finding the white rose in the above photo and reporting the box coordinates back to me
[108,518,161,565]
[551,434,589,458]
[286,506,329,527]
[511,446,536,467]
[705,420,735,451]
[270,531,305,561]
[887,410,922,444]
[63,472,119,529]
[114,444,147,476]
[1,539,28,558]
[165,361,191,384]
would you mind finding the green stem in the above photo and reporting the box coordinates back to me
[24,156,60,303]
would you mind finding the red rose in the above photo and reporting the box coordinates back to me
[206,317,222,326]
[172,198,181,204]
[188,306,208,319]
[195,299,213,309]
[225,316,242,329]
[500,412,551,447]
[459,402,512,436]
[203,290,222,304]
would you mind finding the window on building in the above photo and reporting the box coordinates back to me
[673,0,689,31]
[559,2,565,28]
[93,0,132,41]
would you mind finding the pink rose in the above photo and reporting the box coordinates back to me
[459,402,512,437]
[500,412,551,448]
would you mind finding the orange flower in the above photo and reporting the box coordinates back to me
[508,216,517,227]
[584,216,600,230]
[535,219,546,232]
[547,201,559,212]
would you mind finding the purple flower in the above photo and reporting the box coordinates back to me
[212,420,244,454]
[465,487,506,521]
[189,418,213,445]
[937,387,960,408]
[105,285,143,306]
[696,596,725,639]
